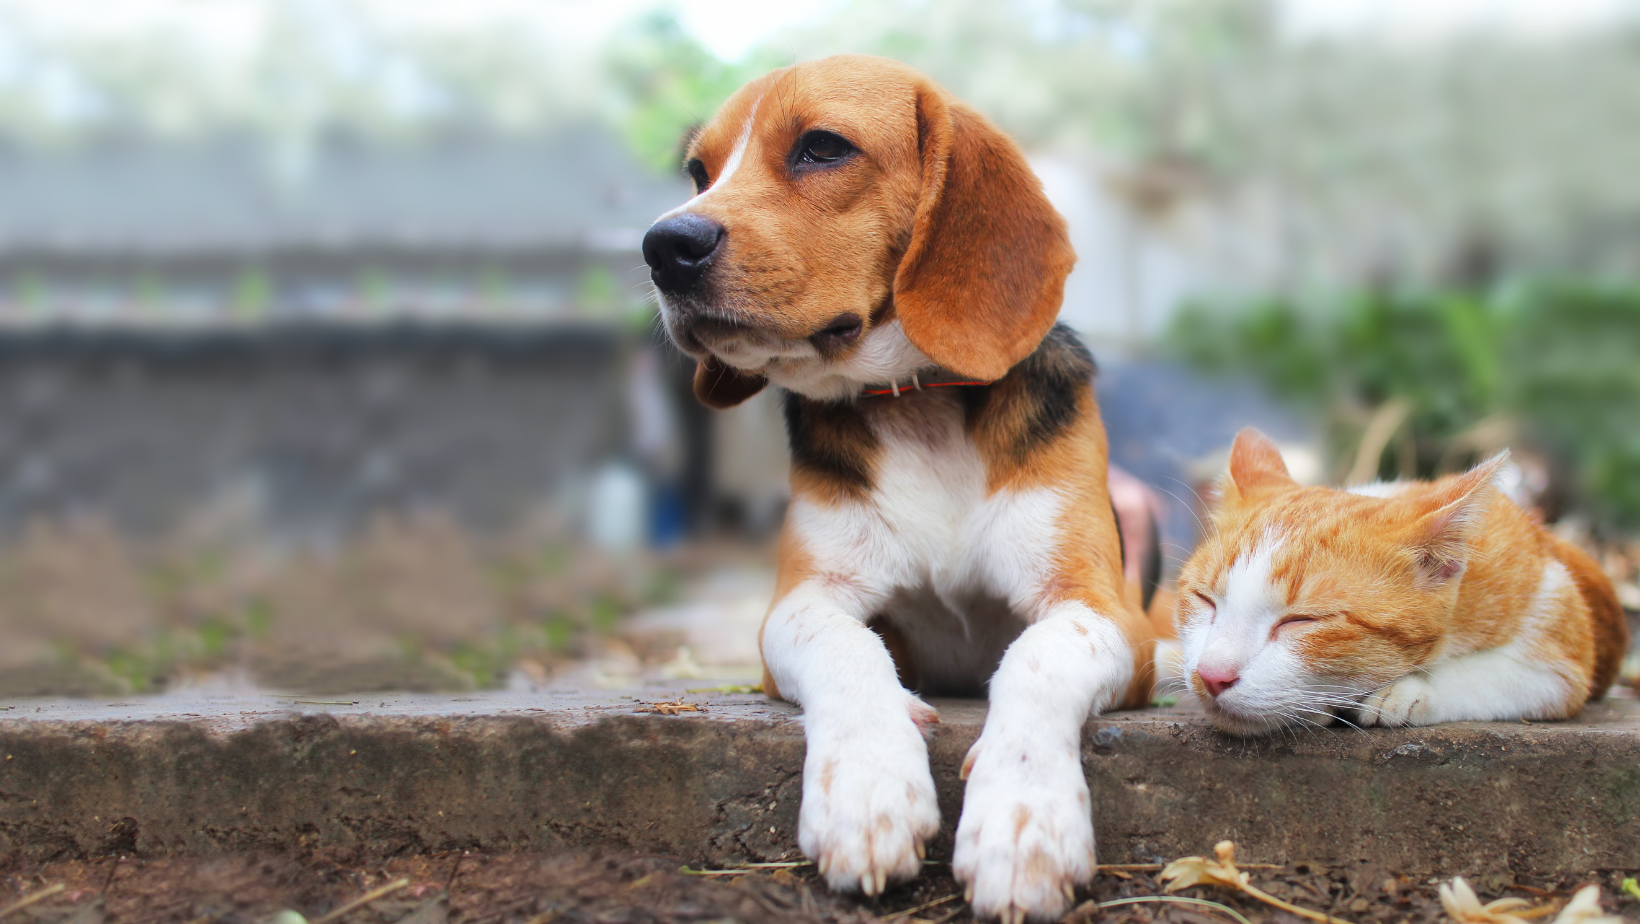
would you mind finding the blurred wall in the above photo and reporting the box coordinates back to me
[0,325,623,542]
[0,109,707,545]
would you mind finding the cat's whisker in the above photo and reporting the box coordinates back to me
[1164,474,1209,505]
[1285,689,1380,737]
[1259,712,1298,744]
[1279,711,1329,745]
[1347,697,1398,725]
[1161,429,1621,743]
[1308,704,1369,718]
[1277,722,1301,747]
[1291,684,1369,698]
[1295,689,1369,703]
[1277,709,1327,740]
[1279,709,1331,731]
[1153,482,1209,539]
[1294,692,1374,712]
[1301,698,1374,719]
[1294,700,1370,738]
[1162,475,1211,518]
[1326,711,1373,736]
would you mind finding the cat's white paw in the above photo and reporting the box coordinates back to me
[953,735,1094,922]
[1360,675,1438,726]
[798,696,941,896]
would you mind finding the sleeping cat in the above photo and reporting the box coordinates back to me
[1175,427,1628,734]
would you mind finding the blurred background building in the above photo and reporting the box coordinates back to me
[0,0,1636,695]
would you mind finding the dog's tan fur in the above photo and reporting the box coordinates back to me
[676,56,1072,405]
[650,55,1166,922]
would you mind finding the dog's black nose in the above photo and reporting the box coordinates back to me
[643,213,724,293]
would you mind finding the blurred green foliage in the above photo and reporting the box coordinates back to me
[604,11,787,173]
[65,600,272,694]
[4,519,692,697]
[1169,282,1640,526]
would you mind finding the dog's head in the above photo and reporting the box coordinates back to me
[643,55,1075,408]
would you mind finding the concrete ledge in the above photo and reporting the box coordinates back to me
[1,685,1636,876]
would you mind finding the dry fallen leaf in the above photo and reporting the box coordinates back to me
[1440,877,1537,924]
[637,700,704,715]
[1162,840,1251,893]
[1549,885,1621,924]
[1436,877,1620,924]
[1161,841,1348,924]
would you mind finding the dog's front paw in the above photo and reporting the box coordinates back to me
[1359,675,1437,726]
[953,735,1094,923]
[798,698,941,896]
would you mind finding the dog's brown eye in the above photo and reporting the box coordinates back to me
[796,130,855,167]
[686,158,709,193]
[811,312,863,353]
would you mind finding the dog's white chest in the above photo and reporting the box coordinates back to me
[786,397,1067,690]
[791,399,984,592]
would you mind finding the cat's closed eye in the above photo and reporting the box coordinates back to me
[1191,591,1216,620]
[1271,613,1323,638]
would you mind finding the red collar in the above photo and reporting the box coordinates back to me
[858,368,992,398]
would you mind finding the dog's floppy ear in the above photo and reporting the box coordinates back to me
[892,82,1075,382]
[693,355,768,409]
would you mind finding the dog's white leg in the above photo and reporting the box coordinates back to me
[762,582,941,896]
[954,603,1132,922]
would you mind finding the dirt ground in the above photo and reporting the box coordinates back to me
[2,850,1634,924]
[4,514,1637,701]
[0,514,765,699]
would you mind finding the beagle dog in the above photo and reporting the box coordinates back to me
[642,55,1165,923]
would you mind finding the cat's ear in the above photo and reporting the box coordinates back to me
[1410,450,1510,586]
[1223,428,1295,503]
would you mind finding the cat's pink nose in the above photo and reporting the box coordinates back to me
[1197,664,1240,698]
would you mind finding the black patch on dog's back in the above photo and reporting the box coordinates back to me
[1013,324,1096,453]
[784,392,879,494]
[962,324,1097,460]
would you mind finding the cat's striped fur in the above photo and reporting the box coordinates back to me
[1176,428,1627,734]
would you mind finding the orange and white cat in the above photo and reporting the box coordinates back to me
[1175,428,1628,734]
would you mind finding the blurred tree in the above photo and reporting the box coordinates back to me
[601,11,786,173]
[1,0,1637,279]
[774,0,1640,283]
[0,0,595,146]
[1169,282,1640,527]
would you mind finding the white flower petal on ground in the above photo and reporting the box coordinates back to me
[1550,885,1622,924]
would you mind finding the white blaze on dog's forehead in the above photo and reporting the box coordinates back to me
[657,94,763,221]
[716,95,760,188]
